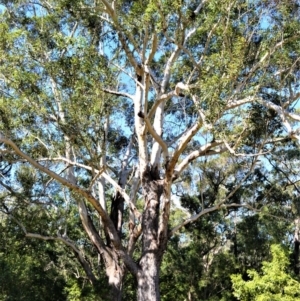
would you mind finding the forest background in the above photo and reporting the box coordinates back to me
[0,0,300,300]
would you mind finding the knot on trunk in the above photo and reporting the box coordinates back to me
[137,111,145,119]
[142,166,164,200]
[143,164,160,180]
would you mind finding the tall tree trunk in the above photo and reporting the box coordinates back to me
[137,255,161,301]
[136,167,165,301]
[107,137,132,300]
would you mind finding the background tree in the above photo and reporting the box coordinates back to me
[231,244,300,301]
[0,0,300,300]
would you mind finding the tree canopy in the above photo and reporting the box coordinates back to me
[0,0,300,300]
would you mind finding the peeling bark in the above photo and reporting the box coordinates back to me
[137,256,161,301]
[135,167,166,301]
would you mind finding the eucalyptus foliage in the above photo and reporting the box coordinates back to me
[0,0,299,300]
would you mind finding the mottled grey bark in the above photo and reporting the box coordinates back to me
[136,167,165,301]
[137,257,161,301]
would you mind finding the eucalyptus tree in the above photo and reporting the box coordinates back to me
[0,0,300,300]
